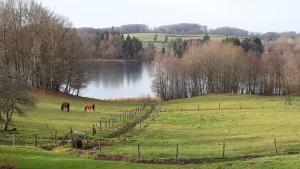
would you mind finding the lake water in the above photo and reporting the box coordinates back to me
[79,61,155,100]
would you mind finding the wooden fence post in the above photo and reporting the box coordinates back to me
[92,124,96,136]
[274,138,278,154]
[285,100,287,112]
[176,144,179,160]
[137,144,141,160]
[84,131,88,143]
[222,142,225,158]
[70,128,74,144]
[99,139,102,154]
[33,134,37,147]
[54,130,57,145]
[139,118,142,128]
[13,133,16,146]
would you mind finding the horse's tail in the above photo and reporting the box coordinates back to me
[84,106,87,112]
[61,104,63,111]
[67,104,70,112]
[92,104,95,111]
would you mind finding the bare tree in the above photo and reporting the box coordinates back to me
[153,38,300,100]
[0,67,34,131]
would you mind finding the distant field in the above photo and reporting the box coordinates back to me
[125,33,227,49]
[125,33,226,41]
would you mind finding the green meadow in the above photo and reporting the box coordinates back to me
[1,91,300,168]
[105,95,300,159]
[125,33,227,49]
[125,33,226,42]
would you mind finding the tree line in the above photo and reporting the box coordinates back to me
[153,37,300,100]
[79,24,300,40]
[0,0,88,130]
[0,0,87,93]
[92,31,144,59]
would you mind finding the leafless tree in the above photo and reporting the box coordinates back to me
[0,67,34,131]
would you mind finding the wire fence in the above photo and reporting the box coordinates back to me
[0,103,160,147]
[1,102,300,164]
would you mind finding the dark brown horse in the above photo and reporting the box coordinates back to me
[61,102,70,112]
[85,102,95,112]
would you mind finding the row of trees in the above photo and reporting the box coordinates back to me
[153,23,208,34]
[93,31,144,59]
[210,27,249,37]
[0,0,88,130]
[80,24,300,38]
[0,0,87,92]
[78,24,151,34]
[153,37,300,100]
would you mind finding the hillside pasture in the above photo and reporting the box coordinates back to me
[2,146,300,169]
[104,95,300,159]
[1,92,300,167]
[125,33,227,49]
[0,89,145,145]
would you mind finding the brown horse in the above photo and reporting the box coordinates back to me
[85,102,95,112]
[61,102,70,112]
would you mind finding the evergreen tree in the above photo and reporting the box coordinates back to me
[203,35,210,43]
[154,34,158,42]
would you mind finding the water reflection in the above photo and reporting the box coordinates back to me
[80,61,154,99]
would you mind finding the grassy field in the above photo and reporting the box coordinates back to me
[0,89,146,145]
[125,33,227,49]
[105,95,300,159]
[125,33,226,42]
[3,146,300,169]
[1,91,300,168]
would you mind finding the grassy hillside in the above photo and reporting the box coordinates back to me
[0,89,145,145]
[105,95,300,159]
[1,91,300,168]
[125,33,226,49]
[125,33,226,42]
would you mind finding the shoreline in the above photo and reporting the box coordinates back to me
[82,58,151,63]
[31,88,159,102]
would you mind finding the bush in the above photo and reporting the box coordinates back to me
[0,161,16,169]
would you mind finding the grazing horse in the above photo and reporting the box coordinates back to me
[85,102,95,112]
[61,102,70,112]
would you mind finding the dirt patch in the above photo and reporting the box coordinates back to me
[63,148,283,165]
[70,149,136,162]
[138,155,265,165]
[39,145,57,151]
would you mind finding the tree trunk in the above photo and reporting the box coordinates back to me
[8,110,13,121]
[3,112,10,131]
[0,112,4,121]
[3,119,9,131]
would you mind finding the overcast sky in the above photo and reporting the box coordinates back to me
[39,0,299,33]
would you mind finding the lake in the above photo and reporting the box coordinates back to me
[79,61,155,100]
